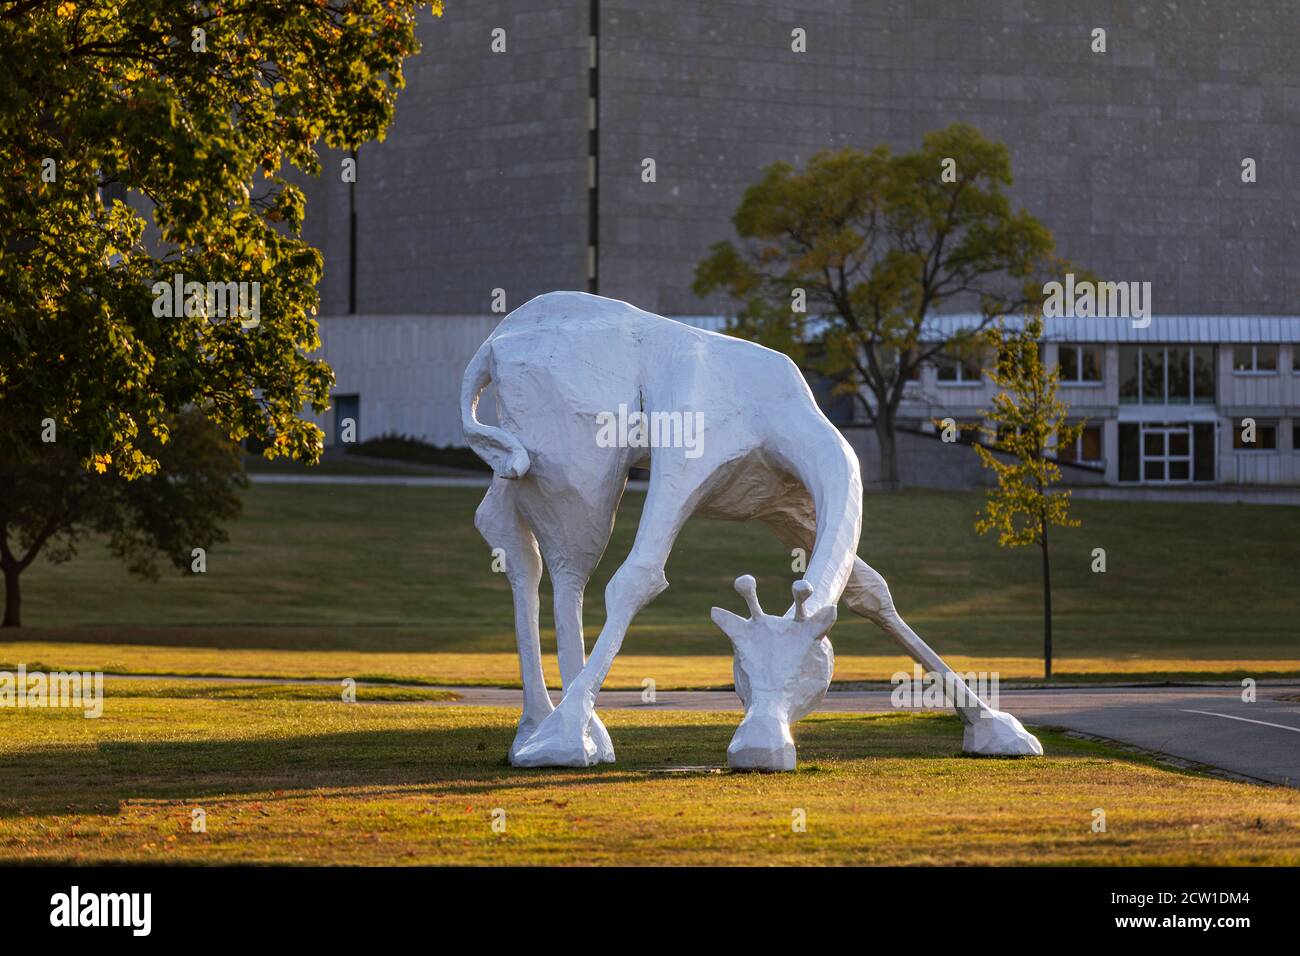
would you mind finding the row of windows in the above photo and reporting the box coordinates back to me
[933,344,1300,389]
[945,420,1106,465]
[1118,345,1216,405]
[941,416,1294,465]
[1232,344,1298,373]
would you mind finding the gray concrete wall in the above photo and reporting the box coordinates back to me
[596,0,1300,317]
[298,2,590,317]
[296,2,1300,317]
[844,425,1107,491]
[309,314,501,447]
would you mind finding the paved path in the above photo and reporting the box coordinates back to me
[101,673,1300,787]
[249,472,1300,503]
[438,682,1300,787]
[1069,486,1300,506]
[248,473,655,490]
[249,473,494,487]
[248,463,1300,506]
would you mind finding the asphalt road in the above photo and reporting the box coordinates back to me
[100,673,1300,787]
[439,682,1300,787]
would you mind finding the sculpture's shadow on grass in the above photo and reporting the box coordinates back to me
[0,714,996,820]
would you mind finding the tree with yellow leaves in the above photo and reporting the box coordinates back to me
[969,314,1082,679]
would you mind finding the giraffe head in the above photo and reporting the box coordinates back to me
[711,575,836,771]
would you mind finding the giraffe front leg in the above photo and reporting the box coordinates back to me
[512,456,700,768]
[511,558,665,767]
[846,557,1043,757]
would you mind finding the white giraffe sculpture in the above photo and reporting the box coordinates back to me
[462,292,1043,769]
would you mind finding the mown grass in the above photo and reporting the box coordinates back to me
[98,679,459,702]
[6,485,1298,688]
[1,686,1297,865]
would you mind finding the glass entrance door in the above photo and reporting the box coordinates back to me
[1141,424,1192,483]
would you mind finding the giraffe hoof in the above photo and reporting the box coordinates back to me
[509,708,554,762]
[511,696,606,767]
[589,712,615,763]
[963,709,1044,756]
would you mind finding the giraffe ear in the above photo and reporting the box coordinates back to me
[711,607,748,643]
[803,604,837,640]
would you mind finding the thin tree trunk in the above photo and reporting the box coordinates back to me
[874,414,900,490]
[2,565,19,628]
[1040,518,1052,680]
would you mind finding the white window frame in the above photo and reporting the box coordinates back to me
[1056,423,1105,465]
[1120,345,1215,404]
[1232,419,1279,452]
[1232,344,1278,375]
[934,352,983,386]
[1057,344,1104,386]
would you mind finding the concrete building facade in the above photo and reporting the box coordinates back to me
[299,1,1300,485]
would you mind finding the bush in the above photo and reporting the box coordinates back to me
[347,434,491,472]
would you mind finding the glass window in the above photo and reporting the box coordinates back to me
[1293,346,1300,372]
[1233,421,1278,450]
[1141,347,1165,403]
[935,351,982,383]
[1058,344,1103,383]
[1193,423,1216,481]
[1060,424,1104,463]
[1119,346,1139,403]
[1058,345,1077,380]
[1234,345,1279,373]
[1119,424,1140,481]
[1193,346,1215,403]
[1081,425,1102,461]
[1166,347,1190,404]
[1080,346,1102,382]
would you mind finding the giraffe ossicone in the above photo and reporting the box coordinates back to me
[711,576,836,771]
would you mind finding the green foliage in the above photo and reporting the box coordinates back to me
[0,0,438,476]
[693,124,1067,481]
[0,407,247,625]
[969,315,1082,548]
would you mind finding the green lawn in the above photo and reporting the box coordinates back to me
[4,484,1298,688]
[2,684,1297,865]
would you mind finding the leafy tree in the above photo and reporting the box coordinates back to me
[968,314,1082,679]
[693,124,1062,487]
[0,408,246,628]
[0,0,439,478]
